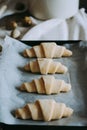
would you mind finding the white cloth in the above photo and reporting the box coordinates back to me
[22,8,87,40]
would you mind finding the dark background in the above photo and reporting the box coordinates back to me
[80,0,87,12]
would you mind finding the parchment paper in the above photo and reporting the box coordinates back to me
[0,36,87,126]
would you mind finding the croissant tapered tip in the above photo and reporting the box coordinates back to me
[62,66,68,73]
[57,64,68,74]
[62,83,71,92]
[20,83,25,91]
[15,105,31,119]
[24,64,30,71]
[70,108,74,115]
[63,49,73,57]
[15,109,21,119]
[64,107,74,117]
[23,50,28,57]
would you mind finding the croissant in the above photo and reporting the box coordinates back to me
[23,42,72,58]
[24,58,68,74]
[15,99,73,121]
[20,76,71,95]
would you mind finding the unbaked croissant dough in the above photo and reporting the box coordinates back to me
[20,76,71,95]
[24,58,68,74]
[15,99,73,121]
[23,42,72,58]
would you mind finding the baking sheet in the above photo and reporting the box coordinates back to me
[0,36,87,126]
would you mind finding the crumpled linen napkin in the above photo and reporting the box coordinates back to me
[22,8,87,40]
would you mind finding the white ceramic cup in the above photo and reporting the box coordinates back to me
[28,0,79,20]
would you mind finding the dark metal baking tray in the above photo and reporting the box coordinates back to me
[0,40,87,129]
